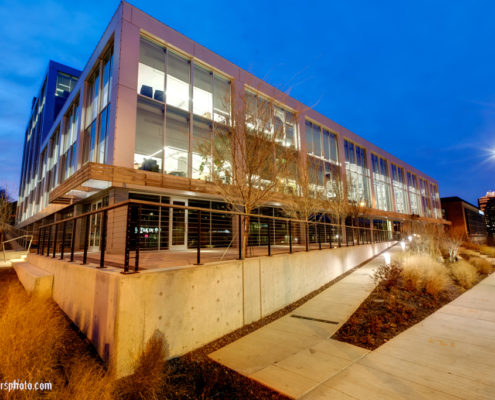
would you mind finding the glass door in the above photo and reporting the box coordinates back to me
[89,200,103,251]
[169,197,188,250]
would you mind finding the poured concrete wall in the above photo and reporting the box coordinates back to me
[27,242,393,377]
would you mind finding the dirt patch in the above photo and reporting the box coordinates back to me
[332,279,462,350]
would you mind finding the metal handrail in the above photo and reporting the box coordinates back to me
[35,199,399,273]
[2,234,33,262]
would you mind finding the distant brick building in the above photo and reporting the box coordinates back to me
[441,197,487,242]
[478,191,495,238]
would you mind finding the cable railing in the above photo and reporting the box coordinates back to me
[36,199,400,273]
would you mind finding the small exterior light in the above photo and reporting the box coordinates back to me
[408,235,412,242]
[383,252,391,265]
[400,241,406,251]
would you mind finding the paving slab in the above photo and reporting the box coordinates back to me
[209,245,396,398]
[303,272,495,400]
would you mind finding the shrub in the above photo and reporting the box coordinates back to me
[400,254,451,296]
[469,257,492,274]
[450,260,478,289]
[373,263,402,290]
[114,334,167,400]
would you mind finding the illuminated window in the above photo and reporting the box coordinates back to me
[134,97,164,172]
[167,52,190,111]
[138,38,165,101]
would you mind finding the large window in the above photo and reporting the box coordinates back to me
[305,120,338,163]
[344,140,371,206]
[419,178,431,217]
[134,36,232,179]
[59,99,80,182]
[55,72,78,97]
[134,97,164,172]
[83,47,113,165]
[165,107,189,176]
[371,154,392,211]
[407,172,422,215]
[138,39,165,101]
[391,164,409,214]
[430,183,441,219]
[245,91,297,148]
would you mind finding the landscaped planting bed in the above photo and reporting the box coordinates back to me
[333,244,495,350]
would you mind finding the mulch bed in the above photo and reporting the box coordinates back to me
[332,275,463,350]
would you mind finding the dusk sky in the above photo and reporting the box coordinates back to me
[1,0,494,205]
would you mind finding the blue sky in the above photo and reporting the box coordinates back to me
[1,0,494,205]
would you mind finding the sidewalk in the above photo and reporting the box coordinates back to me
[303,269,495,399]
[209,246,398,398]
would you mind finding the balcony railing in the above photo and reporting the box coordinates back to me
[36,199,400,272]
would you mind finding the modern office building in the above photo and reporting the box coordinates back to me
[16,2,443,252]
[478,191,495,238]
[441,196,487,242]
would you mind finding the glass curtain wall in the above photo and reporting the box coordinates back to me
[135,36,231,179]
[430,183,441,219]
[419,178,432,217]
[83,47,113,165]
[391,164,409,214]
[407,172,422,215]
[344,140,371,206]
[59,98,80,183]
[371,154,392,211]
[305,120,339,196]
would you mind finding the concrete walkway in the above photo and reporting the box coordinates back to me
[302,269,495,399]
[209,246,398,398]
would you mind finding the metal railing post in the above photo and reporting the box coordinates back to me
[60,222,66,260]
[37,228,41,254]
[135,204,141,272]
[238,214,243,260]
[288,220,292,254]
[318,222,322,250]
[124,205,131,273]
[70,220,76,262]
[100,210,108,268]
[46,226,52,257]
[52,223,59,258]
[195,210,201,265]
[267,217,271,256]
[82,216,90,265]
[305,222,309,252]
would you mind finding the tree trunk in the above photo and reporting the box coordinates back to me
[242,214,250,259]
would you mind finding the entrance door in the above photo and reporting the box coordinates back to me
[169,198,188,250]
[89,200,103,251]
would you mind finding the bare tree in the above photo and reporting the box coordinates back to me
[199,85,296,257]
[320,169,350,246]
[0,188,13,244]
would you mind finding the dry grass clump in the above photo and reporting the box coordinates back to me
[480,245,495,258]
[469,257,492,274]
[47,356,114,400]
[0,271,168,400]
[400,254,452,297]
[450,260,478,289]
[115,334,167,400]
[462,241,481,251]
[0,286,68,396]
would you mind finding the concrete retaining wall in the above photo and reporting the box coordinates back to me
[27,241,393,377]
